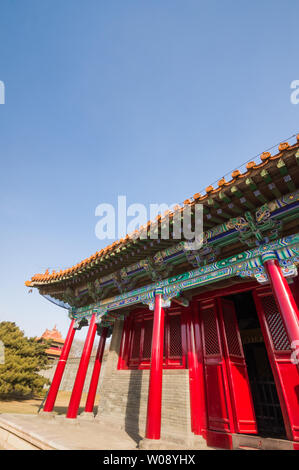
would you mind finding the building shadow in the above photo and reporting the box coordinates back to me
[124,370,143,444]
[51,405,80,415]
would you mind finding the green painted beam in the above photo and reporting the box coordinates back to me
[283,175,296,192]
[205,214,223,224]
[215,209,232,219]
[231,185,255,210]
[208,197,220,209]
[260,169,272,184]
[246,177,268,204]
[267,182,282,199]
[207,196,232,219]
[218,190,232,204]
[277,158,288,176]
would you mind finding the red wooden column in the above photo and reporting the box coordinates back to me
[66,314,97,419]
[145,292,165,439]
[187,305,205,435]
[84,327,108,413]
[43,319,76,413]
[263,258,299,361]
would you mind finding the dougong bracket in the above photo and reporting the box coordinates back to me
[229,207,282,247]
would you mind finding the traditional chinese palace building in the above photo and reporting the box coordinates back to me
[36,326,65,361]
[26,137,299,450]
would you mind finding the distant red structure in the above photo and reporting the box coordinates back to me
[37,325,65,360]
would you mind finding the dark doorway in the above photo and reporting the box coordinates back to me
[225,291,286,438]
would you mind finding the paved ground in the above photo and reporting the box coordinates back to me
[0,413,213,450]
[0,391,99,416]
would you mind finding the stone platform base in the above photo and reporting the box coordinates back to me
[1,413,294,451]
[79,412,95,421]
[139,435,210,450]
[0,413,137,450]
[232,433,294,450]
[38,410,57,420]
[0,413,214,450]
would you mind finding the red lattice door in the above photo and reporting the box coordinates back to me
[166,312,183,367]
[199,298,234,433]
[253,286,299,442]
[128,316,142,368]
[218,298,258,434]
[141,316,153,363]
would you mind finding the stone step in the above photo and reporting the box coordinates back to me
[238,445,259,450]
[232,434,293,450]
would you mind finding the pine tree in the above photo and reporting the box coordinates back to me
[0,322,50,398]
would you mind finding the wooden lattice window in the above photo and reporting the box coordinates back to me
[167,313,183,361]
[260,295,291,351]
[142,318,153,360]
[201,306,220,356]
[222,302,242,357]
[120,308,186,369]
[129,319,142,366]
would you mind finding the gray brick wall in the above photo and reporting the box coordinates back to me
[40,355,106,393]
[96,319,192,443]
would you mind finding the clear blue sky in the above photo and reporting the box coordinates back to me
[0,0,298,341]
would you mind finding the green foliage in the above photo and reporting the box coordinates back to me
[0,322,50,398]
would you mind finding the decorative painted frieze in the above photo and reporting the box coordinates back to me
[266,188,299,211]
[161,285,182,308]
[239,259,298,284]
[87,279,106,302]
[228,209,282,247]
[62,287,85,308]
[183,236,220,267]
[140,290,156,310]
[141,256,173,281]
[111,270,136,294]
[60,189,299,311]
[70,233,299,323]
